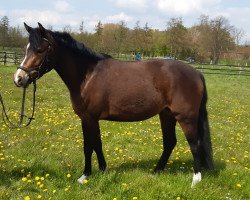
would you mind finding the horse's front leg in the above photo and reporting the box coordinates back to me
[78,116,106,184]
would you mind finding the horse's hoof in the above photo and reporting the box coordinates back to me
[191,172,202,188]
[77,174,88,184]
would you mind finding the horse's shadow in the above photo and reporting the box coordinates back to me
[107,158,226,177]
[0,159,226,187]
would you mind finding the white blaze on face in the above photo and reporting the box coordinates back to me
[14,43,30,85]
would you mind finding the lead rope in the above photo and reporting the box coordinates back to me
[0,81,36,128]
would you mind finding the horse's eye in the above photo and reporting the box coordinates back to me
[36,48,45,53]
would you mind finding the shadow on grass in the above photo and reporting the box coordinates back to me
[109,158,226,177]
[0,163,61,187]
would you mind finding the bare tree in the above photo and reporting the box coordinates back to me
[195,15,236,64]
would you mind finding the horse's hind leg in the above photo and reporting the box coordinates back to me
[154,108,176,172]
[178,119,202,187]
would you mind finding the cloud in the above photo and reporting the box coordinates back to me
[215,7,250,42]
[106,12,132,23]
[54,0,73,13]
[156,0,221,16]
[111,0,148,10]
[0,8,6,16]
[11,9,61,25]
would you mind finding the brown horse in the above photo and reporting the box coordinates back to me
[14,23,213,187]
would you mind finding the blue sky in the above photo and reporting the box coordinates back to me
[0,0,249,43]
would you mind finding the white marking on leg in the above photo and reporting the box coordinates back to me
[191,172,202,188]
[77,174,88,184]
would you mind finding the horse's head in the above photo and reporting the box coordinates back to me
[14,23,54,88]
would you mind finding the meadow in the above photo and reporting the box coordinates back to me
[0,65,249,200]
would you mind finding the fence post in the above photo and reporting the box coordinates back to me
[3,52,7,65]
[14,52,18,65]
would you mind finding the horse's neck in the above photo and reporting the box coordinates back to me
[53,50,92,94]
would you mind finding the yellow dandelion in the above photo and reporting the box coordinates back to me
[83,179,88,184]
[22,177,27,182]
[236,184,241,188]
[37,195,42,199]
[132,197,138,200]
[67,174,71,178]
[113,198,118,200]
[24,196,30,200]
[35,176,40,181]
[177,197,181,200]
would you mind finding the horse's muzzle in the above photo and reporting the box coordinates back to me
[13,69,31,88]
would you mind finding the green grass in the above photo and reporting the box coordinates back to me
[0,65,249,200]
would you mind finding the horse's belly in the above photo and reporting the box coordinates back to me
[100,95,165,122]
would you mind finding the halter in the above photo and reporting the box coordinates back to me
[17,38,52,81]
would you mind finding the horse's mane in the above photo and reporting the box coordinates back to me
[50,31,111,61]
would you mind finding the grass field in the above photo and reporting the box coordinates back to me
[0,65,249,200]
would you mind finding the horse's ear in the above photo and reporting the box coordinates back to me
[38,22,46,36]
[24,22,32,33]
[38,22,55,46]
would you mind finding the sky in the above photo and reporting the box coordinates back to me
[0,0,249,43]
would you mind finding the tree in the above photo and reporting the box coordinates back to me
[114,21,129,55]
[94,21,104,52]
[0,16,10,49]
[141,22,153,56]
[166,17,190,59]
[63,25,72,33]
[131,21,144,53]
[79,21,85,34]
[195,15,236,64]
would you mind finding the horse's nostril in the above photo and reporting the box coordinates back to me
[17,76,22,84]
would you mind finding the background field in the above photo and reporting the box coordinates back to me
[0,65,249,200]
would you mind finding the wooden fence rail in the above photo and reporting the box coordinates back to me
[0,51,24,65]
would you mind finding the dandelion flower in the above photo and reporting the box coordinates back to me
[22,177,27,182]
[236,184,241,188]
[132,197,138,200]
[24,196,30,200]
[67,174,71,178]
[84,179,88,184]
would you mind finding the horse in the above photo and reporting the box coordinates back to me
[14,23,214,187]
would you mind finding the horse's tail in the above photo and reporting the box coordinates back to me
[198,74,214,169]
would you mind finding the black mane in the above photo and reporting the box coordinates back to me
[30,28,111,61]
[50,31,111,61]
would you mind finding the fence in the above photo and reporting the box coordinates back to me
[192,63,250,77]
[1,51,250,76]
[0,51,24,65]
